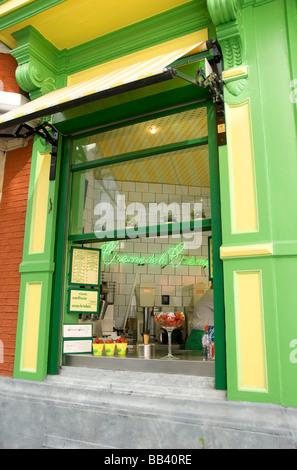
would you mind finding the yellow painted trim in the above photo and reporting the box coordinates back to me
[20,282,42,372]
[0,0,34,17]
[67,29,208,86]
[0,0,193,50]
[225,99,259,234]
[0,31,17,49]
[222,66,248,82]
[220,243,273,259]
[29,152,51,254]
[234,270,268,392]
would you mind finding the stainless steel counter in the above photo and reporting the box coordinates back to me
[63,344,215,376]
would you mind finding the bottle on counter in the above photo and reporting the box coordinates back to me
[209,326,215,360]
[202,325,210,361]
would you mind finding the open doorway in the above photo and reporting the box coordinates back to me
[61,103,225,384]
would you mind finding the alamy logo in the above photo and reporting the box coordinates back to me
[290,80,297,104]
[0,340,3,364]
[94,196,203,249]
[289,339,297,364]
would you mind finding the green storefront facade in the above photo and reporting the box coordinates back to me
[0,0,296,409]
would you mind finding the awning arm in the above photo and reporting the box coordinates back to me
[172,38,224,112]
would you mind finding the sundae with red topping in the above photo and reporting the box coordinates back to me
[154,311,184,329]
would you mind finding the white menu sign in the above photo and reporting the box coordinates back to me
[63,339,92,354]
[63,324,93,338]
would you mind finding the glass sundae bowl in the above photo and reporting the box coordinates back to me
[154,311,184,359]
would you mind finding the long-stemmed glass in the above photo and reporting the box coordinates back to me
[154,312,184,359]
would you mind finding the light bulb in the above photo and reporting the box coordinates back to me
[148,125,158,134]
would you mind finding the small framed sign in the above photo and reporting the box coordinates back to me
[67,288,100,314]
[69,246,101,287]
[63,323,93,338]
[62,338,93,355]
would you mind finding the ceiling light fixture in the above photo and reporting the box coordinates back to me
[148,125,158,135]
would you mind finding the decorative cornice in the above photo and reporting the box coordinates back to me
[207,0,247,96]
[207,0,238,25]
[239,0,275,7]
[8,1,211,96]
[10,26,60,99]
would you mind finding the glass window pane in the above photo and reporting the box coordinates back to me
[70,145,210,236]
[71,107,208,164]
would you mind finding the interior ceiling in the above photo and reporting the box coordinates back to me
[0,0,192,50]
[86,107,208,158]
[90,107,210,188]
[96,145,210,188]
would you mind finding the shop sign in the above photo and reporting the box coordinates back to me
[100,241,208,269]
[68,288,100,314]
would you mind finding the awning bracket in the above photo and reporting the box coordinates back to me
[12,122,59,180]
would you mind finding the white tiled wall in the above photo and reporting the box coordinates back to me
[83,177,211,233]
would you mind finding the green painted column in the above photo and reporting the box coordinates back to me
[208,0,297,406]
[13,135,61,381]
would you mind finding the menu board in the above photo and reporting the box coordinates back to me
[70,247,101,287]
[68,288,99,314]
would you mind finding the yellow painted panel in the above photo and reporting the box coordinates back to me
[234,271,267,391]
[220,243,273,259]
[222,66,248,81]
[30,152,51,254]
[0,0,192,50]
[21,282,42,372]
[226,101,258,233]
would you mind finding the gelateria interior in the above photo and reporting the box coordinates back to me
[65,106,214,368]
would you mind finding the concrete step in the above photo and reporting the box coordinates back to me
[45,366,226,402]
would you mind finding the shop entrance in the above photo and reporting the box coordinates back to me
[56,101,225,388]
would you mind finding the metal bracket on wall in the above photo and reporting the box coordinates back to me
[173,38,224,115]
[195,38,224,113]
[2,122,59,180]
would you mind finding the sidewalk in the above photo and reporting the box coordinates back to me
[0,366,296,449]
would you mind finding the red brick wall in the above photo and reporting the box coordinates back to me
[0,50,32,377]
[0,141,33,377]
[0,53,21,94]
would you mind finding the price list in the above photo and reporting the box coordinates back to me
[70,248,100,286]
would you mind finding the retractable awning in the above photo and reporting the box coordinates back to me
[0,31,209,132]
